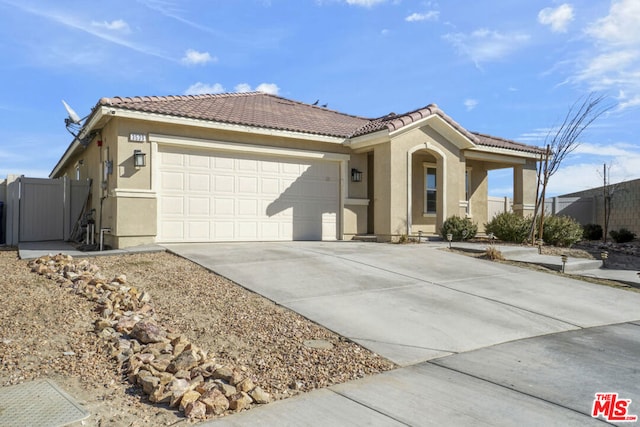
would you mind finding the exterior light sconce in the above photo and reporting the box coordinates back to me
[561,254,568,273]
[133,150,146,168]
[351,168,363,182]
[446,233,453,249]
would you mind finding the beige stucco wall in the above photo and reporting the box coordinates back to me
[466,160,489,232]
[373,125,468,240]
[52,113,538,247]
[513,160,537,217]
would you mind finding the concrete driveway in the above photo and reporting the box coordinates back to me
[164,241,640,426]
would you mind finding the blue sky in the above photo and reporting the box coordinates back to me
[0,0,638,196]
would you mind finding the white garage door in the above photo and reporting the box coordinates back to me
[157,146,340,242]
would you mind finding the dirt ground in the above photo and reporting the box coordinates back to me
[0,249,395,426]
[2,240,638,426]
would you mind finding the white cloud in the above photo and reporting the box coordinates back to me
[571,0,640,111]
[181,49,216,65]
[184,82,225,95]
[234,83,252,93]
[443,29,530,66]
[586,0,640,46]
[185,82,280,96]
[538,4,574,33]
[405,11,439,22]
[255,83,280,95]
[345,0,386,6]
[464,99,478,111]
[543,141,640,195]
[234,83,280,95]
[91,19,131,33]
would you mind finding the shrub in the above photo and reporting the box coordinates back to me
[610,228,636,243]
[582,223,603,241]
[485,246,504,261]
[484,212,531,243]
[440,215,477,241]
[542,215,583,247]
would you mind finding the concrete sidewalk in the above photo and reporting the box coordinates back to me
[452,241,640,286]
[17,240,164,260]
[162,242,640,426]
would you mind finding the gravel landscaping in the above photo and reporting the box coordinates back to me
[0,249,395,425]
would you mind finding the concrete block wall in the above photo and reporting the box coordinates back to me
[560,178,640,237]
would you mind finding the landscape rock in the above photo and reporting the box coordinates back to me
[184,401,207,420]
[131,321,166,344]
[200,389,230,415]
[249,386,271,404]
[167,349,199,373]
[179,390,201,412]
[236,377,255,393]
[229,391,253,411]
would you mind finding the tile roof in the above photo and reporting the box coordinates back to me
[98,92,369,139]
[472,132,546,155]
[96,92,541,154]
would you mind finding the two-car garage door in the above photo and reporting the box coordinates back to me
[157,145,340,242]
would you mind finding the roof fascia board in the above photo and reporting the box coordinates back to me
[389,115,476,150]
[50,106,108,178]
[113,109,345,144]
[150,133,351,162]
[344,130,390,150]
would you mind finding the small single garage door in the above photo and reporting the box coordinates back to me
[157,145,340,242]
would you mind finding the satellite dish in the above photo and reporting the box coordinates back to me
[62,100,82,124]
[62,100,95,146]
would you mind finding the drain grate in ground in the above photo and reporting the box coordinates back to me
[0,380,89,427]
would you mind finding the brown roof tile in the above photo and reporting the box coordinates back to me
[98,92,369,138]
[472,132,546,155]
[96,92,541,154]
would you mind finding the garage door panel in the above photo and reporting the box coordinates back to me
[187,221,210,240]
[214,222,234,240]
[161,196,184,215]
[158,147,339,242]
[188,197,210,215]
[161,171,184,190]
[214,157,234,170]
[215,176,235,193]
[161,152,184,166]
[161,221,184,240]
[188,173,210,192]
[238,176,258,193]
[238,199,258,216]
[188,154,210,169]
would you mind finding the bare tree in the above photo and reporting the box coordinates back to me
[529,93,613,243]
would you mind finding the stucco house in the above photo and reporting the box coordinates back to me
[50,92,542,248]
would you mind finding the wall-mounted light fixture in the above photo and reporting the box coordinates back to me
[351,168,363,182]
[133,149,146,167]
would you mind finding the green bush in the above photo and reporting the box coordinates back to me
[441,215,477,241]
[484,212,531,243]
[582,223,603,241]
[610,228,636,243]
[542,215,583,247]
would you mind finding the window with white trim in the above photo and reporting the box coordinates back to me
[424,164,437,215]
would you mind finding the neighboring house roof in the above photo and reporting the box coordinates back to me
[95,92,541,153]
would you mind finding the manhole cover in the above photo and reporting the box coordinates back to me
[0,379,89,427]
[303,339,334,350]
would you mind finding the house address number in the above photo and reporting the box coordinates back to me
[129,133,147,143]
